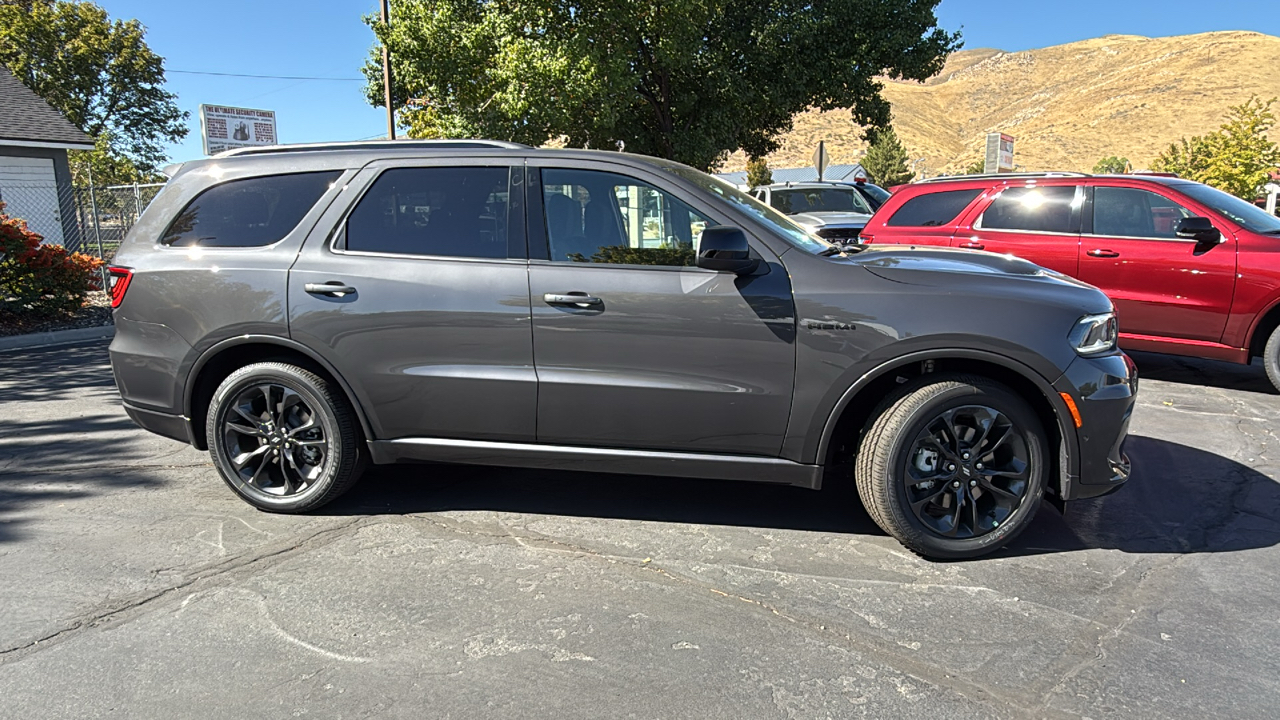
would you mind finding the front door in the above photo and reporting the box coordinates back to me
[955,184,1082,275]
[527,163,797,456]
[1078,184,1237,343]
[289,161,536,442]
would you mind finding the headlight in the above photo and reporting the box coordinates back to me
[1069,312,1118,355]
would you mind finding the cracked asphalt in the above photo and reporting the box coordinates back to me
[1,340,1278,719]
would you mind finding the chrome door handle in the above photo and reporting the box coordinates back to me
[543,292,602,306]
[958,241,985,250]
[305,282,357,297]
[1087,249,1120,258]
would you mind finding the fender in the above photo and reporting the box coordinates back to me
[182,334,376,443]
[1244,294,1280,354]
[814,347,1080,497]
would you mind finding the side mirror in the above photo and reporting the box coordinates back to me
[697,226,759,274]
[1175,216,1222,247]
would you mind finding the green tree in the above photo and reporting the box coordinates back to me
[0,0,187,178]
[1092,156,1129,174]
[862,128,914,186]
[365,0,959,171]
[745,157,773,187]
[1153,96,1280,199]
[963,157,986,175]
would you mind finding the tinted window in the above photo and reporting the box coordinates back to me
[346,167,511,258]
[1171,182,1280,234]
[886,189,982,227]
[160,171,340,247]
[1093,187,1193,239]
[855,183,892,209]
[771,188,873,215]
[541,169,710,266]
[980,186,1078,233]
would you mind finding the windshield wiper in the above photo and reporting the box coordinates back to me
[818,243,867,256]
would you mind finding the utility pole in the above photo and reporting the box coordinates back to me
[381,0,395,140]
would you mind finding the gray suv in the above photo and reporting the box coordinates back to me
[107,140,1136,559]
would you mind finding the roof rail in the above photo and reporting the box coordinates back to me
[917,171,1089,184]
[216,139,530,158]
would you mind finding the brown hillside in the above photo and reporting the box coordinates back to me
[721,31,1280,176]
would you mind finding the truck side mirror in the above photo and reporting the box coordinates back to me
[697,226,759,274]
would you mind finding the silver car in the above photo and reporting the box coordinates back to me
[752,181,874,243]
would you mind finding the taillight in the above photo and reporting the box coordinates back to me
[107,266,133,308]
[860,233,875,244]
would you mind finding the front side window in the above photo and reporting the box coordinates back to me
[1171,181,1280,234]
[886,188,983,227]
[345,167,511,258]
[1093,187,1194,239]
[541,169,710,266]
[770,187,873,215]
[979,185,1079,234]
[160,171,341,247]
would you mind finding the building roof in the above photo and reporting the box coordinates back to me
[0,65,94,150]
[717,163,868,187]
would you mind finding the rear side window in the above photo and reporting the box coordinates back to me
[885,189,982,227]
[345,167,511,258]
[979,186,1079,233]
[160,171,340,247]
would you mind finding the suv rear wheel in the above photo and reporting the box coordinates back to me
[207,362,366,512]
[855,374,1047,559]
[1264,325,1280,393]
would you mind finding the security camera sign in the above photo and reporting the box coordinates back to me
[199,104,278,155]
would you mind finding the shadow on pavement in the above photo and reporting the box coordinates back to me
[326,434,1280,558]
[1129,350,1277,395]
[0,342,117,403]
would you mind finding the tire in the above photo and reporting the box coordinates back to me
[1265,325,1280,394]
[206,362,366,513]
[855,374,1047,560]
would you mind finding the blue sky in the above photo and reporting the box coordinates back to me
[97,0,1280,165]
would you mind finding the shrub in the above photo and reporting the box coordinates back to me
[0,202,104,317]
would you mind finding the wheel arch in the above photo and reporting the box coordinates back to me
[1247,297,1280,360]
[816,349,1078,499]
[183,335,374,450]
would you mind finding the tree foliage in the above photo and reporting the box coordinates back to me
[1153,96,1280,199]
[745,157,773,187]
[962,157,986,175]
[0,202,103,317]
[0,0,187,177]
[1092,156,1129,174]
[365,0,958,170]
[862,128,914,186]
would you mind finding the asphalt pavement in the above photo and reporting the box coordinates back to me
[1,340,1277,719]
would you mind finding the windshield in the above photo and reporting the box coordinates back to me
[1173,182,1280,234]
[856,183,892,208]
[657,163,832,253]
[771,187,873,215]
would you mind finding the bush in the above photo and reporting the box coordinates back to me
[0,202,104,317]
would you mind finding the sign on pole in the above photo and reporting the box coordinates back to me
[984,133,1015,174]
[812,141,830,182]
[200,104,278,155]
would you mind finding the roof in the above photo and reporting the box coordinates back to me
[716,163,867,186]
[0,65,94,150]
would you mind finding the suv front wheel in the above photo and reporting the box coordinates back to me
[855,374,1047,559]
[1264,325,1280,394]
[207,362,366,512]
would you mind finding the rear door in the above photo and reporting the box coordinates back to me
[955,184,1082,275]
[289,159,536,443]
[865,186,984,247]
[1078,183,1236,343]
[527,161,796,456]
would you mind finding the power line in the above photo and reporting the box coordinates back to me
[170,69,364,81]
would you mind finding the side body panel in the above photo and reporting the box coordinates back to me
[951,183,1083,276]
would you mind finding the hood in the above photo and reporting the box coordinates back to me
[789,211,871,229]
[843,245,1113,313]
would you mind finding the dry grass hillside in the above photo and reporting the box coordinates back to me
[721,31,1280,176]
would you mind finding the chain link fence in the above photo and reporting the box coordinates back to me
[0,179,165,264]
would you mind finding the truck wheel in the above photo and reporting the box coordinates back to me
[855,374,1047,560]
[207,362,366,513]
[1265,325,1280,394]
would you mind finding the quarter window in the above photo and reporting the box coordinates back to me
[160,171,341,247]
[345,167,511,258]
[886,189,982,227]
[1092,187,1194,239]
[541,169,711,267]
[980,186,1078,234]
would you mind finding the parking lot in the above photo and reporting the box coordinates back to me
[0,339,1277,719]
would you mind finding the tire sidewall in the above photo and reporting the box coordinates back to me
[1265,326,1280,394]
[886,382,1046,558]
[207,365,346,512]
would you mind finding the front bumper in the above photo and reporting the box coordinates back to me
[1055,351,1138,500]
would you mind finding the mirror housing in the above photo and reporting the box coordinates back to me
[1175,216,1222,247]
[697,226,759,274]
